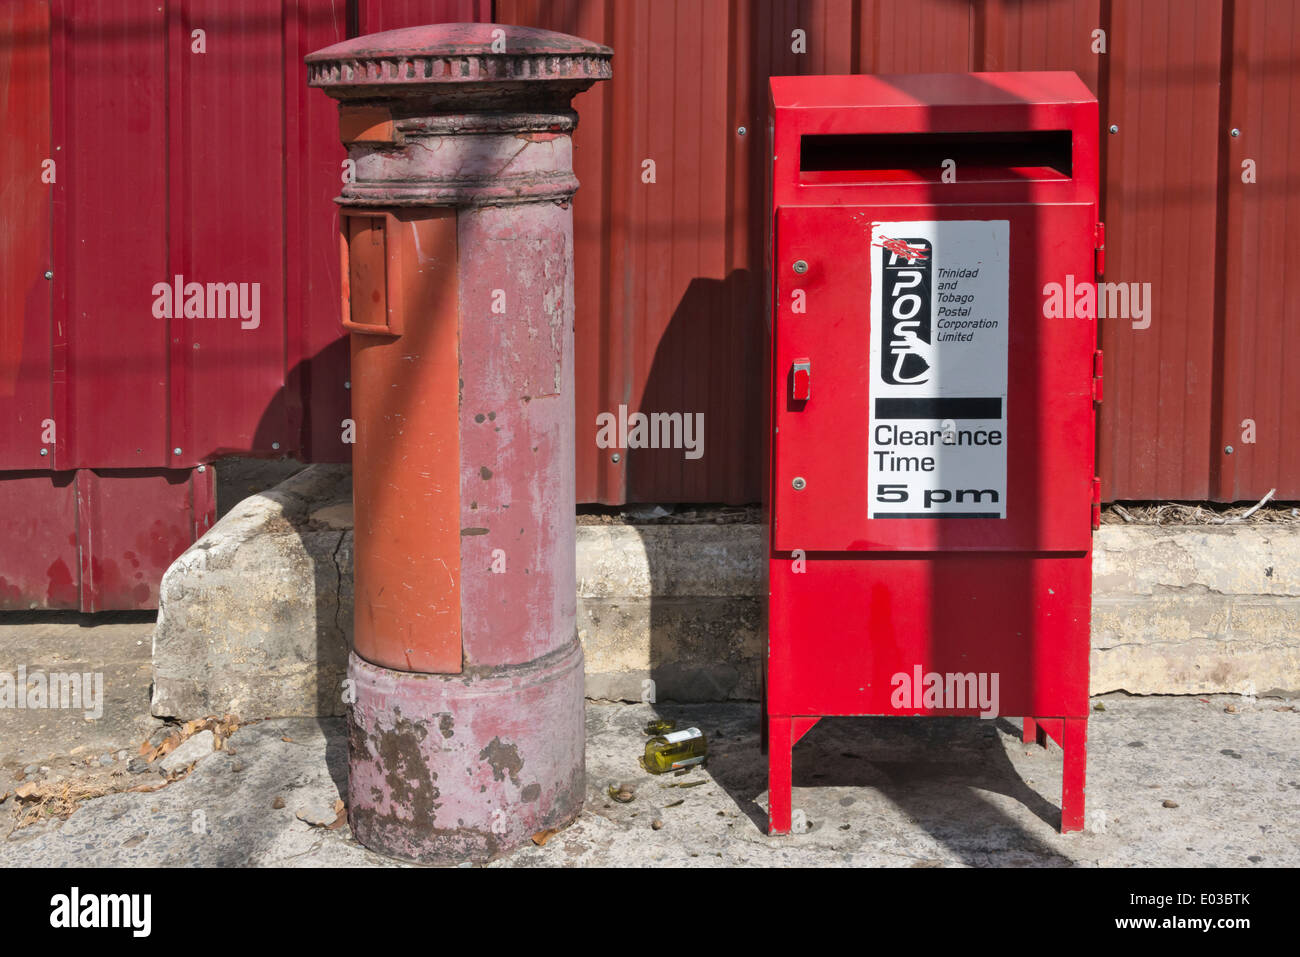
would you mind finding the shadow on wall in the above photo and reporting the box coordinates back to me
[607,269,765,708]
[241,336,352,725]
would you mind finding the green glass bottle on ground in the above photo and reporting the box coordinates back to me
[643,727,707,774]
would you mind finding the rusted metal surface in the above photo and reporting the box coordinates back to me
[0,467,213,611]
[346,641,584,863]
[455,199,581,670]
[311,20,610,864]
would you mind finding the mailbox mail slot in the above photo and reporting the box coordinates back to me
[766,72,1101,835]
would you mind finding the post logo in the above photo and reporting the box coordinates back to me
[875,237,934,385]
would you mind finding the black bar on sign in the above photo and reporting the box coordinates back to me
[871,512,1002,519]
[874,397,1003,419]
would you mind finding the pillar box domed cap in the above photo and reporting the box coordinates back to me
[306,23,612,105]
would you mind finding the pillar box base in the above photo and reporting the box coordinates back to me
[346,640,586,864]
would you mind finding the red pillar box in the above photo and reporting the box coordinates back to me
[307,24,611,864]
[766,73,1101,834]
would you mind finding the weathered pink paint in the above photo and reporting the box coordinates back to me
[457,201,577,670]
[308,22,610,864]
[347,641,585,862]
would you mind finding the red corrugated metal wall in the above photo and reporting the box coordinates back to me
[500,0,1297,505]
[1,1,1296,609]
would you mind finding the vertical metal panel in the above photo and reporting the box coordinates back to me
[0,1,52,472]
[504,0,773,504]
[1215,0,1300,500]
[55,0,170,469]
[1096,0,1224,500]
[860,0,970,73]
[181,0,289,461]
[286,0,351,463]
[356,0,492,33]
[0,468,210,610]
[0,0,348,610]
[979,0,1100,84]
[77,468,213,611]
[0,473,77,609]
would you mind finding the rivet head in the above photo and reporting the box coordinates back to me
[39,448,49,456]
[1108,125,1119,134]
[271,441,280,450]
[1224,445,1234,455]
[737,126,747,136]
[173,447,182,456]
[344,381,351,390]
[1230,128,1240,137]
[792,260,808,274]
[196,465,206,472]
[792,476,806,490]
[44,271,53,280]
[611,453,621,463]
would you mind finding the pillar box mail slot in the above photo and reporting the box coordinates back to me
[765,72,1102,835]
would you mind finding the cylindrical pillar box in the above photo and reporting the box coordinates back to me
[306,23,612,864]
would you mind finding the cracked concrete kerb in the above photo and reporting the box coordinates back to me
[151,466,352,720]
[152,464,1300,721]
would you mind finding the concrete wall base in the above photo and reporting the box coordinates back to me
[151,465,1300,718]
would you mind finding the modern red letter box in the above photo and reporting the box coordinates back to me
[766,73,1101,834]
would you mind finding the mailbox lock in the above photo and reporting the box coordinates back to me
[791,476,807,490]
[792,260,808,274]
[791,358,811,400]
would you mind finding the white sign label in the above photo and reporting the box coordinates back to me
[867,220,1009,518]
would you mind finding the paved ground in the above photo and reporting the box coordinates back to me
[1,618,1296,867]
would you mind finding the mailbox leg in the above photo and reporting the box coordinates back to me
[1060,717,1088,833]
[1023,716,1047,747]
[768,716,792,835]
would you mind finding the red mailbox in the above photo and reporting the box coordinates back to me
[766,73,1101,834]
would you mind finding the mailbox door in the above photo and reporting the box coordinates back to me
[772,203,1096,554]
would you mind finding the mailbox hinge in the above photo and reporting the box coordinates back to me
[1094,222,1106,277]
[1091,477,1102,529]
[1092,349,1104,404]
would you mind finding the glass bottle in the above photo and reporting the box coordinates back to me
[643,727,707,774]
